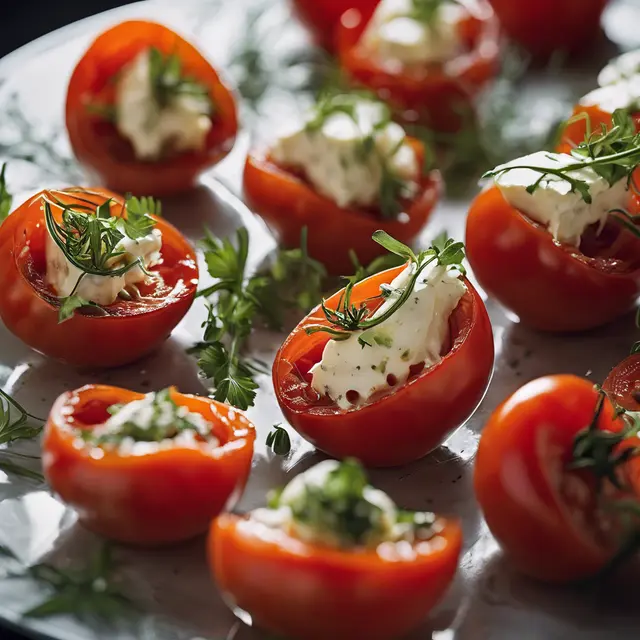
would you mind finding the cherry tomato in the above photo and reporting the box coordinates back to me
[243,138,442,275]
[474,375,630,582]
[603,353,640,412]
[465,185,640,332]
[66,20,238,196]
[336,1,500,132]
[488,0,609,59]
[291,0,378,51]
[43,384,255,546]
[557,104,640,153]
[209,511,461,640]
[0,187,197,368]
[272,263,494,467]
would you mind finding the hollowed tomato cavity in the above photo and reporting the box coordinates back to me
[14,200,188,317]
[575,216,640,273]
[279,290,471,413]
[68,397,117,430]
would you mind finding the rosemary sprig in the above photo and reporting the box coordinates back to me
[305,231,465,344]
[148,47,212,112]
[484,109,640,204]
[0,163,11,224]
[196,227,325,410]
[266,424,291,455]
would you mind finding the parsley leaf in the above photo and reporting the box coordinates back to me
[266,424,291,455]
[123,195,160,240]
[58,295,99,323]
[0,162,12,224]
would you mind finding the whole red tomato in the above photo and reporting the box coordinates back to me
[475,375,633,582]
[336,1,500,131]
[488,0,609,59]
[243,138,442,275]
[210,511,461,640]
[66,20,238,196]
[465,185,640,332]
[272,263,494,466]
[291,0,378,50]
[0,187,197,368]
[43,384,255,546]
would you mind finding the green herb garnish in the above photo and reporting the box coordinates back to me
[266,424,291,455]
[0,163,12,224]
[305,230,465,346]
[410,0,454,24]
[195,226,325,410]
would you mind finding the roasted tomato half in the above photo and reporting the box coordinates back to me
[603,353,640,412]
[66,20,238,196]
[243,139,442,276]
[291,0,378,51]
[336,1,500,132]
[0,187,197,368]
[43,384,255,546]
[475,375,635,582]
[488,0,609,59]
[210,511,461,640]
[466,185,640,332]
[272,264,494,467]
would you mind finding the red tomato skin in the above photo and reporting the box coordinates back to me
[603,353,640,412]
[273,264,494,467]
[336,2,500,132]
[0,188,197,368]
[209,512,462,640]
[243,139,442,275]
[465,185,640,332]
[291,0,377,50]
[43,385,255,546]
[474,375,626,582]
[66,21,238,196]
[488,0,608,59]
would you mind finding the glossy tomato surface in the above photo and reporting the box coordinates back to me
[603,353,640,412]
[210,512,461,640]
[466,185,640,332]
[273,264,494,466]
[291,0,377,50]
[44,385,255,546]
[337,1,500,131]
[474,375,628,582]
[66,20,238,196]
[488,0,609,59]
[0,187,197,368]
[243,138,442,275]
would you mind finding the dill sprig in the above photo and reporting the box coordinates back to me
[483,109,640,204]
[42,190,160,322]
[305,231,465,345]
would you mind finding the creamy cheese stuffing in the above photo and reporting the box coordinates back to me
[46,222,162,306]
[361,0,466,66]
[598,50,640,86]
[492,151,628,246]
[580,75,640,115]
[115,48,212,161]
[310,261,465,410]
[271,98,419,209]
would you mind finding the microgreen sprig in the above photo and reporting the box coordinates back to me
[305,231,465,344]
[484,109,640,204]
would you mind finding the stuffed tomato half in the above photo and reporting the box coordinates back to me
[66,20,238,196]
[273,232,494,467]
[336,0,499,132]
[467,111,640,332]
[475,375,639,582]
[244,92,442,275]
[44,384,255,545]
[210,458,461,640]
[0,187,197,367]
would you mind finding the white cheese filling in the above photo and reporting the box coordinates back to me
[89,391,217,456]
[310,261,465,410]
[46,223,162,306]
[271,99,419,209]
[361,0,466,66]
[598,50,640,86]
[115,48,212,161]
[492,151,628,246]
[580,75,640,115]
